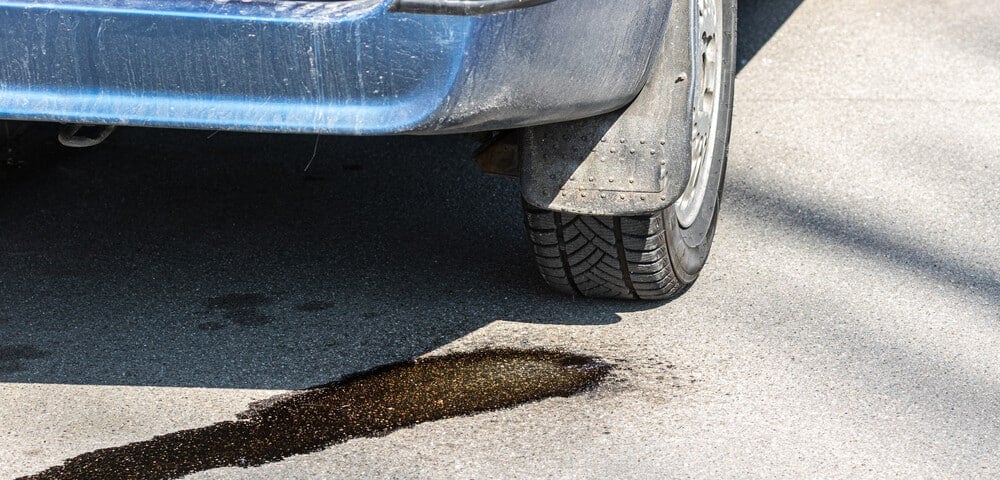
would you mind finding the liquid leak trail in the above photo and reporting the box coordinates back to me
[22,349,611,480]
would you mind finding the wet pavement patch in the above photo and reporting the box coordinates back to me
[21,349,611,480]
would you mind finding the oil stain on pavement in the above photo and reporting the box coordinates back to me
[198,293,274,329]
[296,300,337,312]
[0,344,48,374]
[21,349,611,480]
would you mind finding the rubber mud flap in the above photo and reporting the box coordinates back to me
[520,0,694,216]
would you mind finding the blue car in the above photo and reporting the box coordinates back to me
[0,0,737,300]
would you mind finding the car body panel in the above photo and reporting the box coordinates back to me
[0,0,670,135]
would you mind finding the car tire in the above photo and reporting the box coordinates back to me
[523,0,736,300]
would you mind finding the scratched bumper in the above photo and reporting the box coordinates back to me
[0,0,669,135]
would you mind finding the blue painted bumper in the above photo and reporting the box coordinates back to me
[0,0,669,135]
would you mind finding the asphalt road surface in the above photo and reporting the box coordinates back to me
[2,0,998,478]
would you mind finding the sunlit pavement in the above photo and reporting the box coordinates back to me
[2,0,998,478]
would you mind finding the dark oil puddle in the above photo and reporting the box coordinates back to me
[21,349,611,480]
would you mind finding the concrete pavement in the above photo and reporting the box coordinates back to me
[2,0,998,478]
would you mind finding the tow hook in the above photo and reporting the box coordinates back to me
[473,130,520,178]
[57,124,116,148]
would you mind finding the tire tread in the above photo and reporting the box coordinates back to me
[524,205,685,300]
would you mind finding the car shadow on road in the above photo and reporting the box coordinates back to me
[0,0,806,390]
[737,0,804,73]
[0,128,646,390]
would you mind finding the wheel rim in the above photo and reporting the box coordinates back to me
[674,0,724,229]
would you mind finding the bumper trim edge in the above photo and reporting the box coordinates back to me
[389,0,555,15]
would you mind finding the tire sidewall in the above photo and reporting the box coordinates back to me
[665,0,737,284]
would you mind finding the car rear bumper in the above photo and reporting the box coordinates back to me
[0,0,669,135]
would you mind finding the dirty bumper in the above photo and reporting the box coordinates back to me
[0,0,669,135]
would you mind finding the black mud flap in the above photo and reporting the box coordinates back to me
[520,0,694,216]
